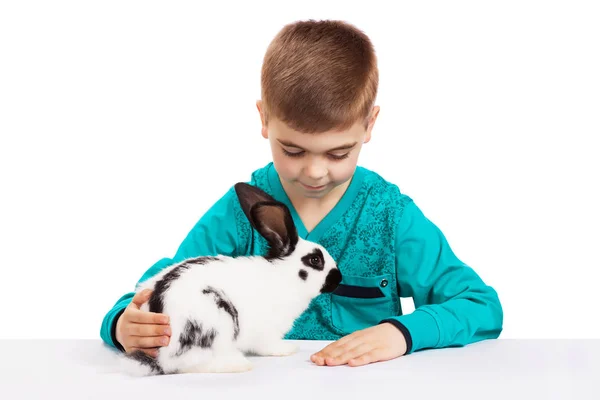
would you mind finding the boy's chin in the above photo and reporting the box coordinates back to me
[302,190,329,199]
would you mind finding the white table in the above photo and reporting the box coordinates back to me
[1,339,598,399]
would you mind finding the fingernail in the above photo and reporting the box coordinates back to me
[164,328,171,336]
[161,337,168,345]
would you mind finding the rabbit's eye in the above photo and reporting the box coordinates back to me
[301,250,324,271]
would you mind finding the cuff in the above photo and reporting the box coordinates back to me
[380,309,441,354]
[100,300,129,352]
[379,319,413,355]
[111,308,126,352]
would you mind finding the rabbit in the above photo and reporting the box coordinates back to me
[120,182,342,376]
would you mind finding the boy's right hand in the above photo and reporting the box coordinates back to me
[115,289,171,357]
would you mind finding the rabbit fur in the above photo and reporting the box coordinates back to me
[120,182,342,375]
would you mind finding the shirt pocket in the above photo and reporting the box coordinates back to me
[330,273,396,334]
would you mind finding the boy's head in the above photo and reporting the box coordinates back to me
[257,19,380,200]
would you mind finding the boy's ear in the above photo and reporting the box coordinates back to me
[256,100,268,139]
[364,105,380,144]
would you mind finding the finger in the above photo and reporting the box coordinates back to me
[130,347,159,358]
[326,342,373,366]
[131,289,152,308]
[311,335,358,366]
[130,335,170,349]
[128,323,171,337]
[127,308,170,325]
[316,334,360,360]
[310,349,330,366]
[325,332,359,351]
[348,348,384,367]
[310,353,326,366]
[312,347,338,364]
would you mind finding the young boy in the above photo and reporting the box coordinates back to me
[100,19,503,368]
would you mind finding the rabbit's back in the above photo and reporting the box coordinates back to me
[138,256,282,351]
[140,256,310,357]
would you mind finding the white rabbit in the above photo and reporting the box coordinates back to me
[120,182,342,375]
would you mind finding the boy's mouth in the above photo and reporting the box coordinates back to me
[301,183,327,191]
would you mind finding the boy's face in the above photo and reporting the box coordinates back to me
[257,101,380,201]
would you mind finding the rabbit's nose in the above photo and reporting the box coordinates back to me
[320,268,342,293]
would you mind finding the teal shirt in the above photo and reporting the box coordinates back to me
[100,162,503,354]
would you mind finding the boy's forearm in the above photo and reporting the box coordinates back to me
[393,200,504,354]
[385,285,503,354]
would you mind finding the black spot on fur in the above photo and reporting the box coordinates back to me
[126,350,164,375]
[183,256,220,265]
[301,248,325,271]
[176,320,217,356]
[148,257,221,314]
[299,269,308,280]
[148,264,190,314]
[202,286,240,340]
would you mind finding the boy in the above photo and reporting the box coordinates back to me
[100,19,503,368]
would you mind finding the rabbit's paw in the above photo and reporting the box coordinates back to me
[255,340,298,357]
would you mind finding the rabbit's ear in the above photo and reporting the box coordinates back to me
[235,182,278,222]
[235,183,298,258]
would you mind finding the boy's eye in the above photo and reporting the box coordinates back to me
[328,153,349,160]
[282,148,349,161]
[282,149,304,157]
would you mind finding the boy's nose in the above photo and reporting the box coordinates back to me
[305,162,328,181]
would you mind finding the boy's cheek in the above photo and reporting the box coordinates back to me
[271,156,297,178]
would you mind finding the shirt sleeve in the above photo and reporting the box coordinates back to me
[99,187,241,350]
[380,199,504,354]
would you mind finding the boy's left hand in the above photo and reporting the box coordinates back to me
[310,322,407,367]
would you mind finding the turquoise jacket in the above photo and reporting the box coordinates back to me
[100,162,503,354]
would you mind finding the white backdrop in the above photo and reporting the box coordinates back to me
[1,0,598,340]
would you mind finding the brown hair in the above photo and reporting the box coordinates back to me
[260,19,378,133]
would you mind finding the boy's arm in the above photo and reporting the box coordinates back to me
[99,187,241,350]
[381,200,504,354]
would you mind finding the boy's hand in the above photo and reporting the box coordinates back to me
[115,289,171,358]
[310,323,407,367]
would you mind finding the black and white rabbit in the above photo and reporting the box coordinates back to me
[121,182,342,375]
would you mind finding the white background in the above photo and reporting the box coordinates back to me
[1,0,598,340]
